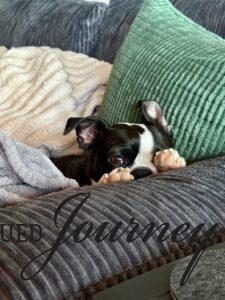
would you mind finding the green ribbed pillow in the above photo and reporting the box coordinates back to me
[100,0,225,162]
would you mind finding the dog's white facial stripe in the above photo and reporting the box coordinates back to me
[131,125,157,173]
[120,123,157,173]
[134,126,154,162]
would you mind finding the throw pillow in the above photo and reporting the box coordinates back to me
[95,0,225,63]
[100,0,225,162]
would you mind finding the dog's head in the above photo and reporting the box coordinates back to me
[64,101,174,181]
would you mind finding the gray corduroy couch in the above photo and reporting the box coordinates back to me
[0,0,225,299]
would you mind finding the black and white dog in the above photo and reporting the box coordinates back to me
[54,101,185,186]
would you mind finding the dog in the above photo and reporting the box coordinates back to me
[53,101,186,186]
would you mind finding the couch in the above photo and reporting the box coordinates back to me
[0,0,225,299]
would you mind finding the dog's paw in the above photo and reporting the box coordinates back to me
[154,148,186,172]
[98,167,134,185]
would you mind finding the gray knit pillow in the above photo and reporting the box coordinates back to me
[0,0,107,56]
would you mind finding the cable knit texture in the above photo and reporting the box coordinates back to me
[0,46,112,157]
[100,0,225,162]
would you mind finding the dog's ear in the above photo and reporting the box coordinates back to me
[139,100,171,134]
[64,118,81,135]
[64,116,108,150]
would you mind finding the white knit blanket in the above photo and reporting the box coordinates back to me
[0,46,112,157]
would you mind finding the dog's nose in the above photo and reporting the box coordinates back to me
[131,167,153,180]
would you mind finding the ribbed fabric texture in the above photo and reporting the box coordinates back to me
[0,155,225,298]
[0,46,111,158]
[171,0,225,39]
[100,0,225,162]
[95,0,143,63]
[96,0,225,64]
[0,0,107,57]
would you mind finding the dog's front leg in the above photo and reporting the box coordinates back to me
[98,168,134,185]
[154,148,186,172]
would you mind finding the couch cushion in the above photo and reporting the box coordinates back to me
[0,156,224,298]
[0,0,107,56]
[100,0,225,162]
[95,0,143,63]
[95,0,225,63]
[171,0,225,37]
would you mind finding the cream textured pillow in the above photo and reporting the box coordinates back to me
[0,46,111,157]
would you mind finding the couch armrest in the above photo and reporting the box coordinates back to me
[0,156,225,299]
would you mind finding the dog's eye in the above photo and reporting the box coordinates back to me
[109,155,124,166]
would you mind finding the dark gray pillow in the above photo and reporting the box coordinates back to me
[95,0,225,63]
[95,0,143,63]
[0,0,107,56]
